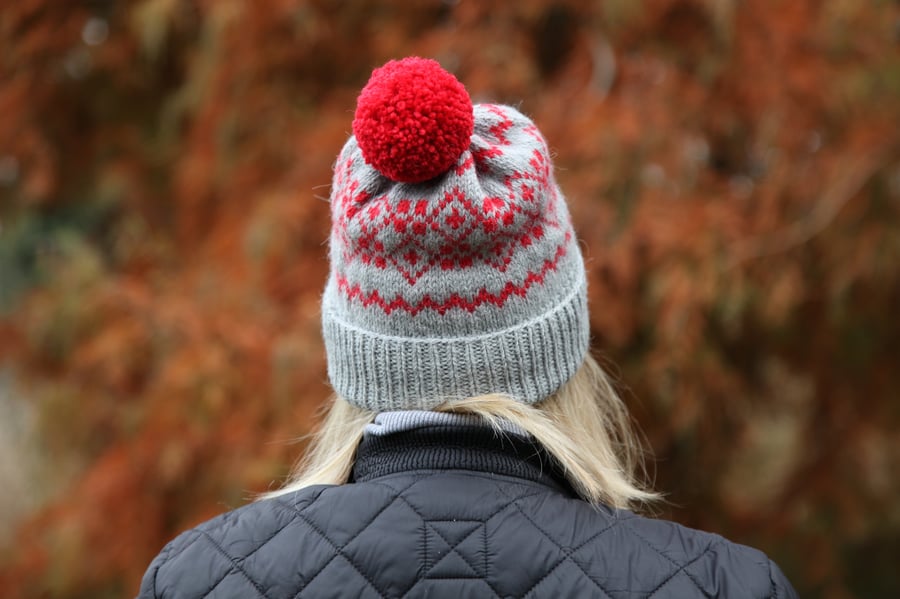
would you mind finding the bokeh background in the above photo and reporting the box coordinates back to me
[1,1,899,597]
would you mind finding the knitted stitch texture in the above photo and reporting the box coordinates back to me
[323,58,589,410]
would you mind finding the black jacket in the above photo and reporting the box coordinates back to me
[139,426,797,598]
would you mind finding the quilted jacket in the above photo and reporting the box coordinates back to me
[139,426,798,598]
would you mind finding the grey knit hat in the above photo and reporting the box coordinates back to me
[322,57,589,411]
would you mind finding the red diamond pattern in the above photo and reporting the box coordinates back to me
[330,105,571,313]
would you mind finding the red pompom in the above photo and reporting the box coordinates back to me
[353,57,474,183]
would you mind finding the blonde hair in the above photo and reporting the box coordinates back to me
[264,354,659,510]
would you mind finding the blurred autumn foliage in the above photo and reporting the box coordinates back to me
[1,0,899,597]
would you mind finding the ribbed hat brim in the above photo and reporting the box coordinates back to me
[322,277,589,410]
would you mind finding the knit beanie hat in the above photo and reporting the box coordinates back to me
[322,57,589,411]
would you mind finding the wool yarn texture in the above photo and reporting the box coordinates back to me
[322,57,589,410]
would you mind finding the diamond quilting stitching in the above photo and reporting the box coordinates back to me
[423,520,486,578]
[272,477,423,598]
[387,495,500,597]
[196,560,264,599]
[183,484,329,585]
[293,554,385,599]
[194,529,270,599]
[492,484,624,599]
[626,524,716,597]
[370,475,563,599]
[523,560,615,599]
[232,511,306,567]
[160,530,202,570]
[644,552,709,598]
[274,501,388,599]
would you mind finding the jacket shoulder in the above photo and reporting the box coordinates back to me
[138,485,332,599]
[138,476,798,599]
[607,513,798,599]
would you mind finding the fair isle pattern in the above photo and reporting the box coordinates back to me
[333,233,569,315]
[330,104,574,318]
[323,100,589,410]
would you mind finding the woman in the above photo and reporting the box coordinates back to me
[139,57,797,598]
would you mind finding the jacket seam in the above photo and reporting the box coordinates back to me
[367,468,567,497]
[195,529,270,599]
[198,561,246,599]
[483,523,489,582]
[382,491,503,598]
[628,525,715,597]
[767,559,778,599]
[160,530,201,566]
[494,484,617,598]
[289,552,341,599]
[274,479,426,598]
[143,453,787,597]
[151,541,174,598]
[274,504,388,599]
[229,515,297,565]
[644,551,708,598]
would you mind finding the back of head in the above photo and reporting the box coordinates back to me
[324,57,588,410]
[271,57,656,509]
[143,57,799,599]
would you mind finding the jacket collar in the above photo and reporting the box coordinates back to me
[350,425,577,496]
